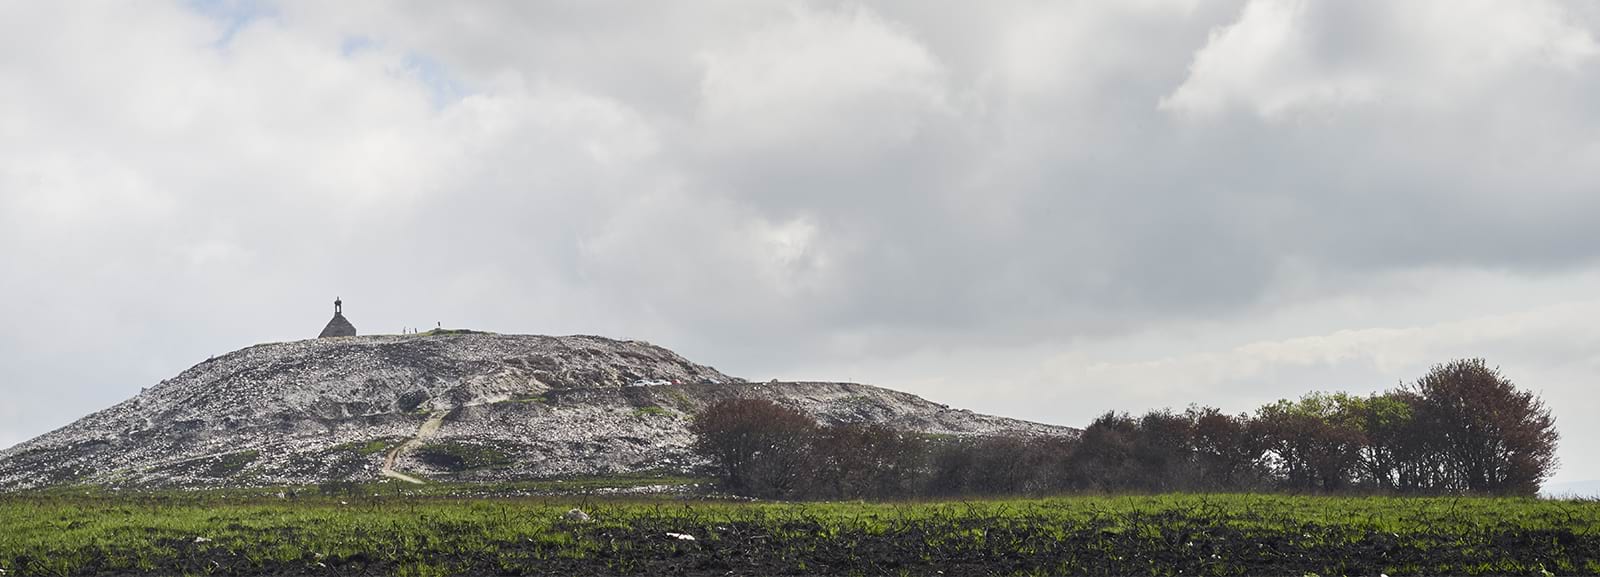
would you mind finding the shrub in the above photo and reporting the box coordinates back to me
[810,424,926,499]
[413,442,512,472]
[690,398,817,498]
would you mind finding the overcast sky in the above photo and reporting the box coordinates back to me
[3,0,1599,485]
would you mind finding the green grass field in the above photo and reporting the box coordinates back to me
[2,486,1597,576]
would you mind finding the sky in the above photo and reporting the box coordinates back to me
[2,1,1599,485]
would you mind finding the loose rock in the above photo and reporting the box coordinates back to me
[0,333,1074,490]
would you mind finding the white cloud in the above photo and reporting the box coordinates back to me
[1162,0,1599,118]
[1048,300,1600,392]
[1161,0,1379,117]
[751,215,830,295]
[694,4,950,162]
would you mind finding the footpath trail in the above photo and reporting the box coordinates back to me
[381,411,448,485]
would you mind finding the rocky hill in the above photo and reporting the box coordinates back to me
[0,333,1075,490]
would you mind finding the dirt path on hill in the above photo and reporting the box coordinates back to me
[381,411,448,484]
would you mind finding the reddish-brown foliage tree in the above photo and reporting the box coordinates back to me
[1406,359,1559,495]
[1132,409,1199,491]
[925,434,1076,496]
[690,398,818,498]
[811,423,926,499]
[687,358,1559,499]
[1190,406,1268,490]
[1063,412,1139,491]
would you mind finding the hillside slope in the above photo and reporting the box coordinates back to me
[0,333,1074,489]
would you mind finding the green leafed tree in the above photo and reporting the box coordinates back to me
[1254,392,1367,491]
[1351,391,1416,491]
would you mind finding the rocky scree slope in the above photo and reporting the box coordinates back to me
[0,333,1075,489]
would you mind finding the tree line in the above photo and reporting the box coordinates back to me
[689,358,1558,500]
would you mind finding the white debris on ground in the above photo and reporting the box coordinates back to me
[562,508,591,522]
[666,533,696,541]
[0,333,1075,490]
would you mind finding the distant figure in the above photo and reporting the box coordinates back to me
[335,297,342,314]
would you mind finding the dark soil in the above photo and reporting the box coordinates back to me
[16,511,1599,576]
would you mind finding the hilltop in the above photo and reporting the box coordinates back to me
[0,332,1072,490]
